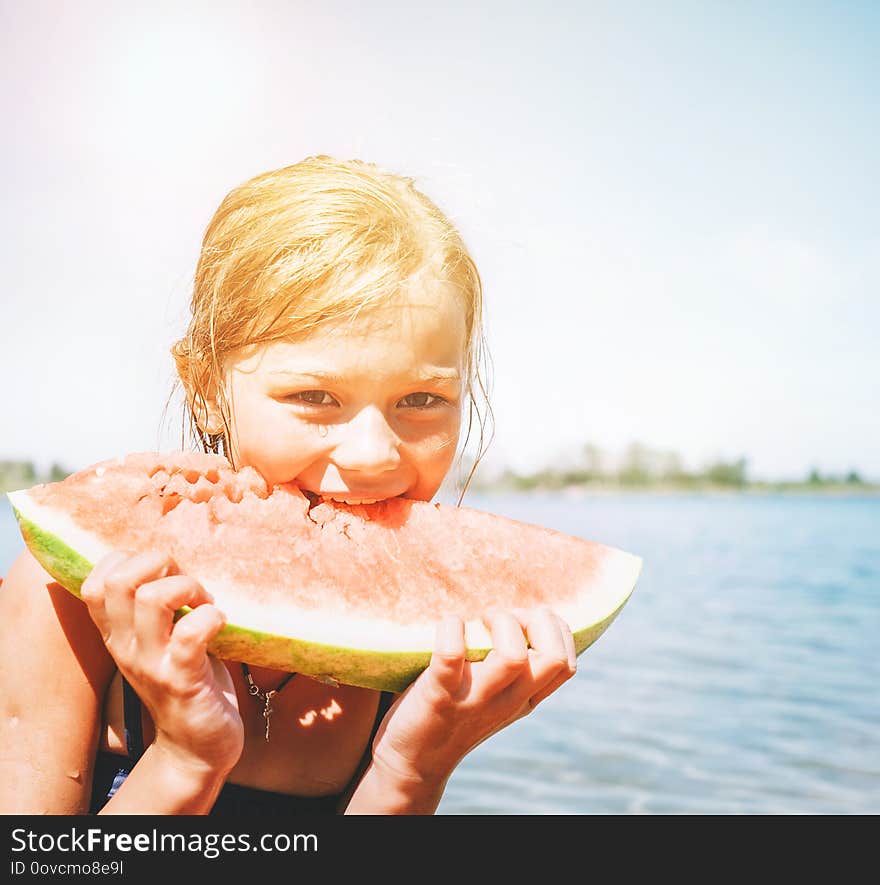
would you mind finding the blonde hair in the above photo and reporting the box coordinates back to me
[170,155,493,503]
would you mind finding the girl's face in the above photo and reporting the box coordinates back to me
[217,277,467,503]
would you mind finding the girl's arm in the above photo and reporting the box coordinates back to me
[95,742,228,814]
[343,750,450,814]
[344,608,576,814]
[0,549,240,815]
[0,550,115,813]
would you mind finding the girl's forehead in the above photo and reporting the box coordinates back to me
[233,284,467,380]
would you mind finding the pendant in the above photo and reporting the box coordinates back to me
[241,663,297,742]
[262,690,277,741]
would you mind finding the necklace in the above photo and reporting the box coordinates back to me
[241,663,297,741]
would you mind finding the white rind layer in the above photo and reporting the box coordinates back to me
[8,488,642,654]
[8,489,115,565]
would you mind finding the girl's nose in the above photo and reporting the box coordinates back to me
[331,406,402,474]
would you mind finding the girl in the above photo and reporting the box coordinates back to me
[0,155,577,814]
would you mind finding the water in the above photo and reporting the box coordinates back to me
[1,490,877,814]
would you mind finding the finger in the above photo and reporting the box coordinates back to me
[167,604,227,673]
[80,550,132,614]
[559,614,577,671]
[80,552,127,636]
[526,660,576,710]
[524,606,574,672]
[134,575,215,659]
[516,609,578,710]
[425,615,466,700]
[104,550,180,592]
[102,550,179,632]
[82,550,132,594]
[479,609,529,696]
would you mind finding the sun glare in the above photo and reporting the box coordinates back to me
[298,698,344,727]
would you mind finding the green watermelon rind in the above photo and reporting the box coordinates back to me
[9,499,638,693]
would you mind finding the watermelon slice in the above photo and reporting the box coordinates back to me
[6,452,641,692]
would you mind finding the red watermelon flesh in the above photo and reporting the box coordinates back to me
[8,451,642,691]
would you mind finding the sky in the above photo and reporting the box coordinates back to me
[1,0,878,483]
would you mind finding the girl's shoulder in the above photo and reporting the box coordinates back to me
[0,549,114,685]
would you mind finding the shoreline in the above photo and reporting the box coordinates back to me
[465,482,880,498]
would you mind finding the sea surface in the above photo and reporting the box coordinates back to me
[1,490,877,815]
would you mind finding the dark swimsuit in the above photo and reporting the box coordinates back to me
[89,676,394,815]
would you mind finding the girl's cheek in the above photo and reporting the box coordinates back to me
[235,428,315,484]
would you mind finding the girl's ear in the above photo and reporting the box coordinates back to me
[192,392,226,435]
[183,376,226,436]
[176,345,228,436]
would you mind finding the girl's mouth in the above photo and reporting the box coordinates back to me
[301,489,403,507]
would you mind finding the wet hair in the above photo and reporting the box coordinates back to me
[169,155,493,503]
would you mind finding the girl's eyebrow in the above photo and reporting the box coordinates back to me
[268,369,461,385]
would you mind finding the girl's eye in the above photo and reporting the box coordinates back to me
[285,391,445,409]
[400,392,444,409]
[289,390,335,406]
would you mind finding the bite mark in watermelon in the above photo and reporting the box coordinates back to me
[7,452,642,692]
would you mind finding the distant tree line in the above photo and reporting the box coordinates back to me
[806,467,865,486]
[0,460,70,493]
[472,442,874,492]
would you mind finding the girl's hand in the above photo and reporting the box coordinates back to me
[80,550,244,777]
[370,606,577,788]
